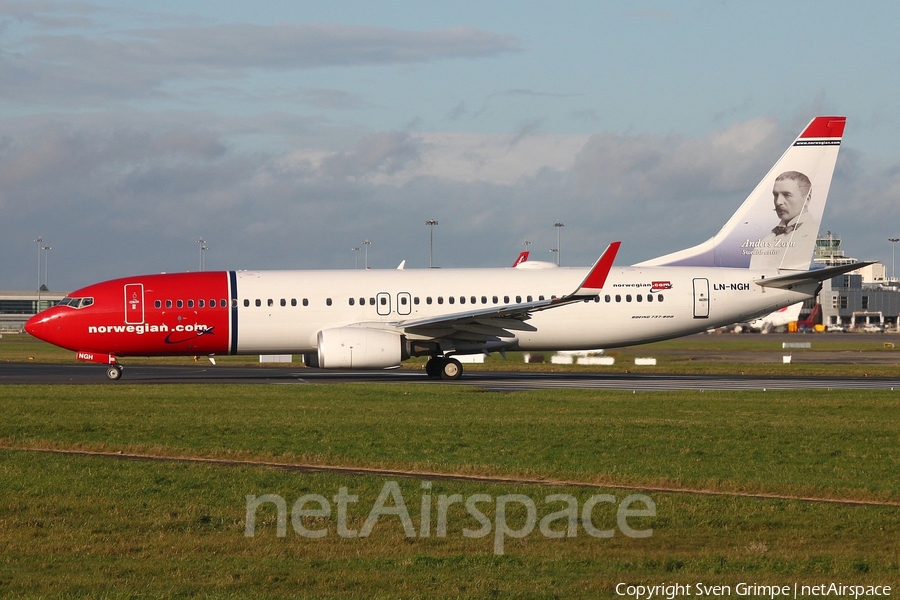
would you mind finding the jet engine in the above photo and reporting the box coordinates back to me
[306,327,407,369]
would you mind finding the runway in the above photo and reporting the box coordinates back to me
[2,362,899,391]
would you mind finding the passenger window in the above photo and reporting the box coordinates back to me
[626,295,632,302]
[470,296,476,304]
[401,297,408,305]
[615,295,621,303]
[516,295,521,303]
[302,299,309,306]
[481,296,487,304]
[177,300,183,308]
[280,299,286,307]
[414,297,420,305]
[527,295,533,302]
[231,299,237,308]
[326,298,332,306]
[605,295,611,303]
[291,299,297,307]
[166,300,173,309]
[657,294,664,302]
[255,299,261,307]
[243,299,249,307]
[448,297,455,304]
[155,300,161,309]
[636,295,642,302]
[426,297,433,305]
[369,298,375,305]
[438,297,444,305]
[492,296,498,304]
[267,299,273,307]
[458,297,464,304]
[359,298,365,306]
[503,296,509,303]
[647,295,653,303]
[380,297,387,305]
[220,300,226,308]
[199,299,205,308]
[349,298,355,306]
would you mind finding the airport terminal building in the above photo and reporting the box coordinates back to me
[814,233,900,331]
[0,291,67,331]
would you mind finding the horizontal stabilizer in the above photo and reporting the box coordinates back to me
[754,262,873,290]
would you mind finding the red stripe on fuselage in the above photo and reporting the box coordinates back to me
[27,272,231,356]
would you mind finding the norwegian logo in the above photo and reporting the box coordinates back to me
[651,281,672,292]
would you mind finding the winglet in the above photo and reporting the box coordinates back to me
[577,241,621,290]
[512,251,529,267]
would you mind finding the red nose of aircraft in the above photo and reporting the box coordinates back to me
[25,308,66,348]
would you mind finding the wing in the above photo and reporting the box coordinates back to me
[396,242,620,345]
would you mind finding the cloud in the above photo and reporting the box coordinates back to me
[2,111,894,290]
[0,18,522,105]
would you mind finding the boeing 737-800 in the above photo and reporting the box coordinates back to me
[26,116,865,380]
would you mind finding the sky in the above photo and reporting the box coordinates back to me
[3,0,900,291]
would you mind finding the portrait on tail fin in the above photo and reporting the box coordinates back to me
[748,170,818,271]
[638,116,844,271]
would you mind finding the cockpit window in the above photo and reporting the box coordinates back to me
[59,297,94,309]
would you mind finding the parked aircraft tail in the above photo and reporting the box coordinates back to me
[638,116,846,272]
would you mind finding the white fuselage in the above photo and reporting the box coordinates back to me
[232,265,809,355]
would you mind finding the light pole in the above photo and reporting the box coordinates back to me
[890,238,899,280]
[364,239,371,269]
[42,246,51,290]
[523,239,532,253]
[351,247,360,269]
[197,238,207,271]
[426,220,438,268]
[35,236,43,308]
[554,221,564,266]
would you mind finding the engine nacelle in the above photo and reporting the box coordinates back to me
[311,327,406,369]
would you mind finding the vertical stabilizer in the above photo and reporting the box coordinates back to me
[638,116,845,271]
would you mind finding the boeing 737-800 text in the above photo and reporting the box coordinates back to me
[26,116,864,380]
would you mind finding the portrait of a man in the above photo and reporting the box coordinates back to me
[749,170,815,270]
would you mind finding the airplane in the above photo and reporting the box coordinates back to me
[746,302,804,333]
[26,116,867,381]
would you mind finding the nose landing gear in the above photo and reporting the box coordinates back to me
[425,356,463,380]
[105,364,124,380]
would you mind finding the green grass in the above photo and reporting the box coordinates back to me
[0,384,899,597]
[2,451,898,599]
[1,384,899,500]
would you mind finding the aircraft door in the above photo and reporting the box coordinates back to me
[397,292,412,315]
[124,283,145,324]
[376,292,391,316]
[692,278,709,319]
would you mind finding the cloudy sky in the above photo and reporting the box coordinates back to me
[3,0,900,291]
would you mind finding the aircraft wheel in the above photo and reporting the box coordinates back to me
[440,357,463,380]
[106,365,123,381]
[425,357,443,379]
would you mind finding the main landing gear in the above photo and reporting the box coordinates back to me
[425,356,463,380]
[105,364,124,380]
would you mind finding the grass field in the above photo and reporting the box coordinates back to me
[1,383,898,598]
